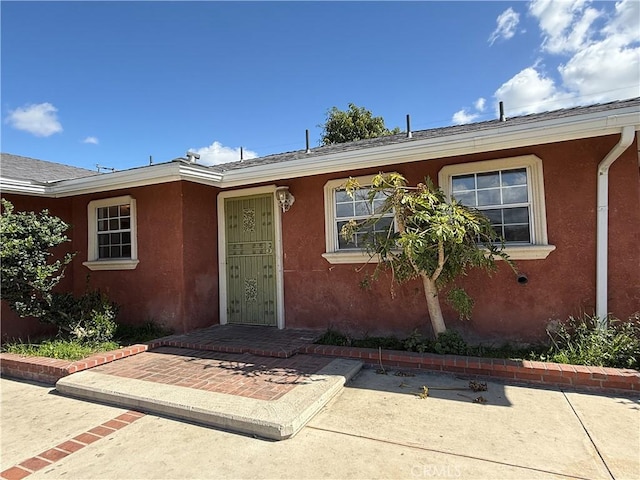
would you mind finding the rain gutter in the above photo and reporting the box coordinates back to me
[595,125,635,326]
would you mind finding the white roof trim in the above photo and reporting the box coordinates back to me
[221,110,640,187]
[0,177,48,196]
[2,105,639,197]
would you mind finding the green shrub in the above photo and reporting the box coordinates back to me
[44,290,119,343]
[316,329,351,346]
[404,329,470,355]
[432,330,469,355]
[543,313,640,369]
[403,329,432,353]
[0,199,74,319]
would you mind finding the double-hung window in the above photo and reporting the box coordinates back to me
[83,195,139,270]
[451,168,531,243]
[439,155,555,260]
[323,174,395,264]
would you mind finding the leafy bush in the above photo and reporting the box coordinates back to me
[316,329,351,346]
[432,330,469,355]
[0,199,74,319]
[544,314,640,369]
[403,330,432,353]
[44,290,119,343]
[404,329,470,355]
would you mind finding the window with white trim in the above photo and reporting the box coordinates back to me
[439,155,555,260]
[323,174,395,264]
[83,195,139,270]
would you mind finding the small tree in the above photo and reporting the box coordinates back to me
[1,199,75,319]
[342,173,513,335]
[319,103,401,146]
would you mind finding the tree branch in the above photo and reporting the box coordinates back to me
[430,241,445,282]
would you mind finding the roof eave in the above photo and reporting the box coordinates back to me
[1,162,225,197]
[220,108,640,187]
[0,177,49,196]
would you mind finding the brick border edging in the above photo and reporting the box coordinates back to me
[301,345,640,393]
[0,410,145,480]
[2,340,638,393]
[0,345,149,385]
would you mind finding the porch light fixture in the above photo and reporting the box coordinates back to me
[276,186,295,212]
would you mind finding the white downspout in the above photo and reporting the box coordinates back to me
[596,125,635,327]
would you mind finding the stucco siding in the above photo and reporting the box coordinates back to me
[279,135,640,341]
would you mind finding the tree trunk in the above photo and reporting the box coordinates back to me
[421,274,447,335]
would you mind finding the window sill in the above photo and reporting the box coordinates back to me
[322,251,381,265]
[323,244,556,265]
[495,244,556,260]
[83,259,140,271]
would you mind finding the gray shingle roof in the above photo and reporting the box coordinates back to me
[210,97,640,173]
[0,153,97,183]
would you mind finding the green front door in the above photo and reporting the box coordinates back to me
[224,194,277,326]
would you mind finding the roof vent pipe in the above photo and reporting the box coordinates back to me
[185,151,200,163]
[499,102,506,122]
[406,115,412,138]
[305,129,311,153]
[240,147,244,161]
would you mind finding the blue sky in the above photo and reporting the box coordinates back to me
[2,1,638,171]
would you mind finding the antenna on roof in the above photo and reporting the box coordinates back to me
[96,164,115,173]
[499,101,506,122]
[305,129,311,153]
[406,114,412,138]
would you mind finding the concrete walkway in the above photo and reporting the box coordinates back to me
[2,368,638,480]
[55,348,363,440]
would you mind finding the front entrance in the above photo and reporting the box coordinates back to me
[222,193,278,326]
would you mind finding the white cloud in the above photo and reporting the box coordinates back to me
[494,66,571,114]
[5,102,63,137]
[452,109,480,125]
[190,141,258,166]
[489,7,521,45]
[529,0,601,54]
[455,0,640,121]
[452,97,487,124]
[603,0,640,45]
[559,38,640,103]
[83,136,99,145]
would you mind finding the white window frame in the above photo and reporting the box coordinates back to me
[83,195,139,271]
[438,155,555,260]
[322,174,395,265]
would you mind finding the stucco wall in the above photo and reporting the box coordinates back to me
[3,133,638,343]
[278,135,640,342]
[2,182,220,340]
[180,182,219,332]
[67,182,220,333]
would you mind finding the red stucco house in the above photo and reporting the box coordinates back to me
[2,98,639,343]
